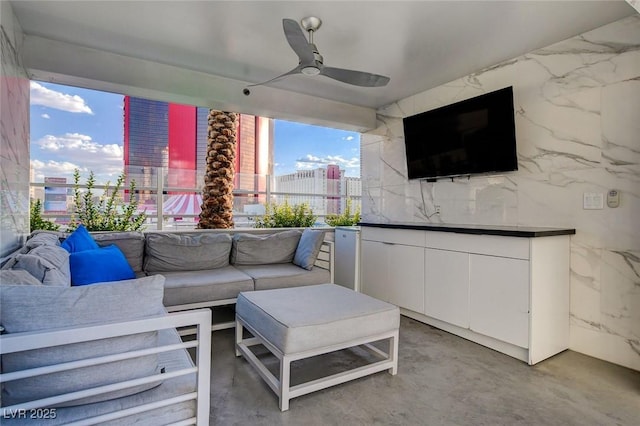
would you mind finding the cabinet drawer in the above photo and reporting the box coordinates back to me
[361,227,425,246]
[425,232,530,260]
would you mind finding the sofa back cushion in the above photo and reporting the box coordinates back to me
[0,275,165,407]
[231,230,302,265]
[144,232,232,272]
[92,231,146,273]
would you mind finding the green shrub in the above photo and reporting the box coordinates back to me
[68,169,147,232]
[325,199,361,227]
[30,199,60,232]
[254,200,316,228]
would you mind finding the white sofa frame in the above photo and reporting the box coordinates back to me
[0,309,212,425]
[167,238,335,335]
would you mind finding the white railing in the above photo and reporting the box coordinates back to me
[31,169,361,231]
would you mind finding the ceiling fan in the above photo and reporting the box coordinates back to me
[243,17,390,95]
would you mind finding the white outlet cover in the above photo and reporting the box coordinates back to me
[583,192,604,209]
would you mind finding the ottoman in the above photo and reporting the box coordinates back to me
[235,283,400,411]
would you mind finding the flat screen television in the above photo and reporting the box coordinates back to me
[402,86,518,180]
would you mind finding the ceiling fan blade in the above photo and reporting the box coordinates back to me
[321,66,390,87]
[245,65,302,89]
[283,18,314,64]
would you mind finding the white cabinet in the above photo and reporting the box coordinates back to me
[424,248,469,329]
[387,243,425,313]
[360,225,571,365]
[469,254,529,348]
[361,240,389,301]
[361,228,425,313]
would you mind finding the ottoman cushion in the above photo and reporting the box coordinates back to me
[236,283,399,354]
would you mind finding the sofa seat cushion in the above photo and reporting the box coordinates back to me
[234,263,330,291]
[158,266,254,306]
[0,275,166,407]
[145,232,232,272]
[230,230,302,265]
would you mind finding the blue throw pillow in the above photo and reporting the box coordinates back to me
[70,245,136,286]
[61,225,99,253]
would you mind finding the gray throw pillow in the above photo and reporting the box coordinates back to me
[0,269,43,286]
[25,231,62,249]
[144,232,232,272]
[9,245,71,286]
[0,275,165,407]
[230,230,302,265]
[293,229,326,270]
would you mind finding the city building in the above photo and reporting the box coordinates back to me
[123,97,273,213]
[275,166,361,216]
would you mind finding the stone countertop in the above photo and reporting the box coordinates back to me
[359,222,575,238]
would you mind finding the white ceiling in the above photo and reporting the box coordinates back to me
[10,1,636,115]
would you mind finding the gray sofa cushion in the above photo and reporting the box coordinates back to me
[230,230,302,265]
[235,263,330,291]
[0,269,43,286]
[92,231,146,272]
[0,275,166,407]
[158,266,254,306]
[4,245,71,286]
[144,232,232,272]
[293,229,326,270]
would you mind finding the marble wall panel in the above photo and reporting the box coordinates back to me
[0,1,29,257]
[362,15,640,370]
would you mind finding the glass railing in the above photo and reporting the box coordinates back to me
[30,167,361,231]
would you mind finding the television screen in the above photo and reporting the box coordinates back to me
[402,87,518,180]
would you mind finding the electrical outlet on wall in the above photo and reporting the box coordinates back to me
[583,193,604,210]
[435,205,441,215]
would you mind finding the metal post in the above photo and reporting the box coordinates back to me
[156,168,164,231]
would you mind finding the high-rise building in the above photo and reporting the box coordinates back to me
[275,167,361,216]
[123,97,273,211]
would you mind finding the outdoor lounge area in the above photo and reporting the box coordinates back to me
[1,1,639,425]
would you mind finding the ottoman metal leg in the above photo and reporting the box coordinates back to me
[236,313,399,411]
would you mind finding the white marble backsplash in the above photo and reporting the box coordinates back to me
[0,1,30,257]
[363,15,640,370]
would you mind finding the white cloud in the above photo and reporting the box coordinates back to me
[342,135,355,141]
[30,82,94,114]
[31,133,123,183]
[295,153,360,171]
[41,113,50,119]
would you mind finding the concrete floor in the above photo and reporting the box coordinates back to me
[209,316,640,425]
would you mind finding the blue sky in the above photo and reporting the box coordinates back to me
[29,82,360,184]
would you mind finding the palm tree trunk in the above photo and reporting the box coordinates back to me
[198,110,237,229]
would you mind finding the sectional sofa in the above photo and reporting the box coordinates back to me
[0,227,334,424]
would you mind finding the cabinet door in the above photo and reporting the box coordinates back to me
[360,240,390,302]
[386,243,425,313]
[424,248,470,328]
[469,254,530,348]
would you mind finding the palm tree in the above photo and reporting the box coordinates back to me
[198,110,237,229]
